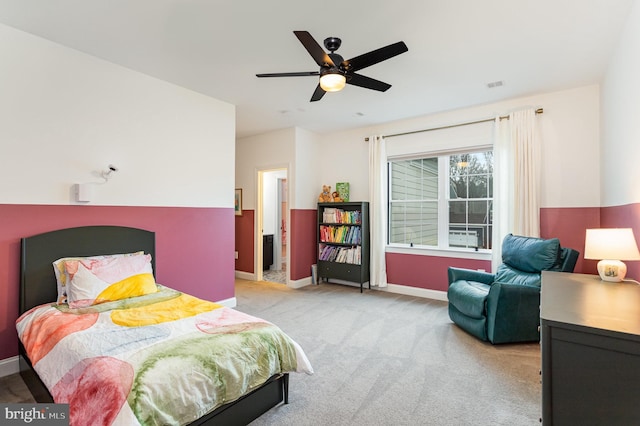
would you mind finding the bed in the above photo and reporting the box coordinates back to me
[17,225,312,426]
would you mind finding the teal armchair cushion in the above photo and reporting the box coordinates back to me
[494,264,543,287]
[447,267,494,286]
[501,234,560,273]
[447,280,490,319]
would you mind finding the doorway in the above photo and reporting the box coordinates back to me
[259,169,288,284]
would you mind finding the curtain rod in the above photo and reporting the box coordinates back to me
[364,108,543,141]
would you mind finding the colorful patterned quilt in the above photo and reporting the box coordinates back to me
[16,285,313,426]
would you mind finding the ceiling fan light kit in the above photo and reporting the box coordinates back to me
[256,31,408,102]
[319,70,346,92]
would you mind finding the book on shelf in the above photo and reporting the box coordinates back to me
[321,208,362,225]
[320,225,361,244]
[318,244,362,265]
[322,208,337,223]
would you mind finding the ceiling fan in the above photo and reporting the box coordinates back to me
[256,31,408,102]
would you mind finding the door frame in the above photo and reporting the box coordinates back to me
[256,166,289,284]
[274,177,287,272]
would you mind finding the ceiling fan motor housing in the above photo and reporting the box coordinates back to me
[328,53,345,71]
[324,37,341,52]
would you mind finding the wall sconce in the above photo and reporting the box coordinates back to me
[73,164,119,203]
[584,228,640,282]
[101,164,119,181]
[74,183,92,203]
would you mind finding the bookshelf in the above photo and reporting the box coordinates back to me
[317,202,370,292]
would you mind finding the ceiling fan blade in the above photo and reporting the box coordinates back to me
[294,31,335,67]
[256,71,320,78]
[344,41,408,72]
[347,73,392,92]
[310,84,326,102]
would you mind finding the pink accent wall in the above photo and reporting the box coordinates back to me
[235,209,255,273]
[385,206,605,292]
[0,204,235,360]
[233,208,316,281]
[290,209,317,281]
[540,206,600,275]
[601,203,640,281]
[231,204,640,292]
[386,252,491,292]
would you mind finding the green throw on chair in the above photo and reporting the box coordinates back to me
[447,234,579,344]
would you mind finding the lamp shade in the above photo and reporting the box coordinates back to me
[584,228,640,261]
[584,228,640,282]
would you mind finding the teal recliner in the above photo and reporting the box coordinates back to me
[447,234,579,344]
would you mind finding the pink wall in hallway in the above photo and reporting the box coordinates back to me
[233,208,317,282]
[235,210,255,273]
[0,204,235,361]
[290,209,317,281]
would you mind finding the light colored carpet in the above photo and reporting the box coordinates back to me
[236,279,541,426]
[1,279,541,425]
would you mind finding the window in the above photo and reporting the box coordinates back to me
[388,150,493,250]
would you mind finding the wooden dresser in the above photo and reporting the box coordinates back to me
[540,271,640,425]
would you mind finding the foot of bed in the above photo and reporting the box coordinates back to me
[283,373,289,404]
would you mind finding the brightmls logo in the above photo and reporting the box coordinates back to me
[0,404,68,425]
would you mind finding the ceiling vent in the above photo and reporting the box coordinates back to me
[487,80,505,88]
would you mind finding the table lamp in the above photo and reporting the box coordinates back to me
[584,228,640,282]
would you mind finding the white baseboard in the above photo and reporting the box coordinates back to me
[216,297,237,308]
[236,270,448,302]
[0,356,20,378]
[378,283,448,301]
[235,271,255,281]
[315,279,448,301]
[287,277,312,289]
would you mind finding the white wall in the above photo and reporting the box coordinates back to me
[293,127,322,209]
[236,127,295,211]
[0,24,235,207]
[238,85,601,212]
[236,126,322,211]
[601,0,640,207]
[311,126,371,205]
[317,85,602,209]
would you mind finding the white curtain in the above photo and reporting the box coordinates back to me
[492,108,541,271]
[368,135,388,287]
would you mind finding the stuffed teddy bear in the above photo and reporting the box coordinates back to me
[332,191,343,202]
[318,185,333,202]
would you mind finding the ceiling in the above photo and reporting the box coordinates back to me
[0,0,634,139]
